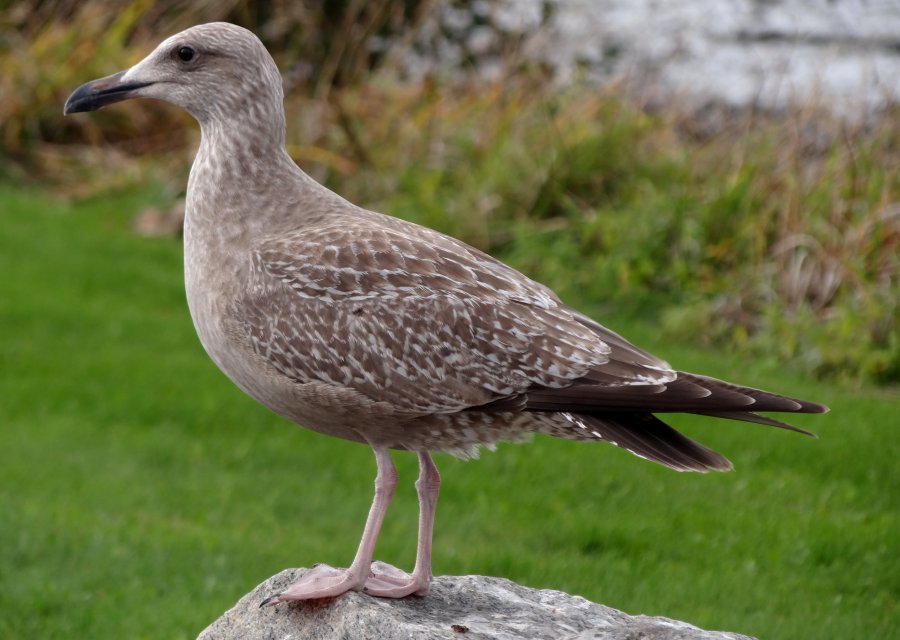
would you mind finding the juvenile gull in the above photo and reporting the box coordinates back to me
[64,23,827,605]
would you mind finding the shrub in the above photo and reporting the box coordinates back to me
[2,2,897,384]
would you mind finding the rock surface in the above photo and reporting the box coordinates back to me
[197,568,755,640]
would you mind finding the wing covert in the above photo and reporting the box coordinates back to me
[238,223,650,414]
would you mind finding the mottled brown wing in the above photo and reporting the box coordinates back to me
[238,221,674,415]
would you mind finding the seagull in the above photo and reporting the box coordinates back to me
[64,22,826,606]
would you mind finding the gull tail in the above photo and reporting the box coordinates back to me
[529,371,827,472]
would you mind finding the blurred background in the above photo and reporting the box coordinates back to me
[1,1,897,638]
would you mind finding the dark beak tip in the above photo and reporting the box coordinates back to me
[63,96,93,116]
[62,71,150,116]
[63,79,109,115]
[63,83,93,115]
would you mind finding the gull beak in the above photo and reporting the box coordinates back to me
[63,71,153,114]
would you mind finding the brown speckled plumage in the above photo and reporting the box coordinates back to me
[64,22,827,603]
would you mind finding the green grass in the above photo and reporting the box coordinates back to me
[0,184,896,639]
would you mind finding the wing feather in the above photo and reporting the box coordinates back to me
[238,222,668,415]
[237,215,823,467]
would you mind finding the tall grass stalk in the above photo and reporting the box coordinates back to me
[2,3,897,383]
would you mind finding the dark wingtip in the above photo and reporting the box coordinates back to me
[694,410,818,436]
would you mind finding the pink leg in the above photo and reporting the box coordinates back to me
[261,447,397,606]
[364,451,441,597]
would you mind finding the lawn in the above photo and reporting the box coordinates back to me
[0,184,896,639]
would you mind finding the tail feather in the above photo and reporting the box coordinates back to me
[529,370,826,472]
[565,412,733,472]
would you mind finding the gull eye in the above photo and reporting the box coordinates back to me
[177,46,195,62]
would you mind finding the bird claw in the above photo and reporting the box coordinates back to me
[258,593,280,608]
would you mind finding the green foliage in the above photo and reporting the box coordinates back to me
[1,186,896,639]
[3,6,897,639]
[0,0,430,164]
[655,114,900,384]
[322,84,898,384]
[1,2,897,385]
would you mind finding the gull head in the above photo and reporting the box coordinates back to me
[64,22,284,128]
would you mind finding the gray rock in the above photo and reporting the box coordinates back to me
[197,567,755,640]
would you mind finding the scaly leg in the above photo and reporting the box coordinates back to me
[260,447,397,605]
[364,451,440,597]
